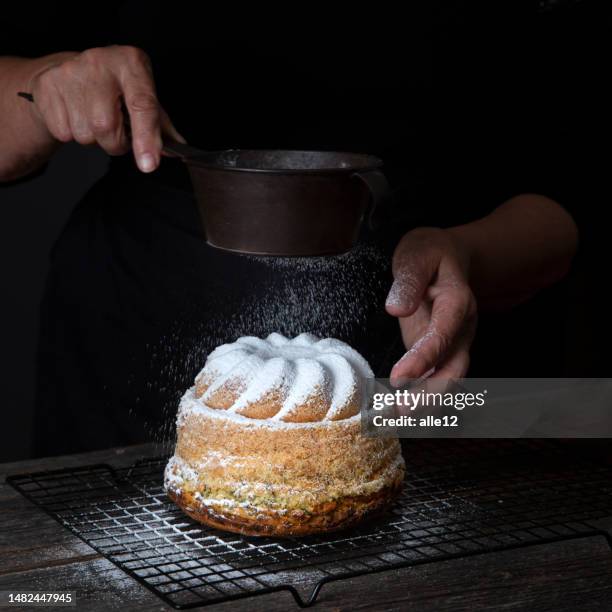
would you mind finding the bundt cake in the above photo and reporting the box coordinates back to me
[164,332,405,536]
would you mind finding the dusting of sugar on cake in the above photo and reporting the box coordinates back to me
[192,333,373,422]
[165,449,405,512]
[270,357,329,421]
[177,387,361,430]
[230,357,289,414]
[164,454,198,494]
[193,492,257,510]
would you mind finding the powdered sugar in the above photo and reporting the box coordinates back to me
[231,357,288,413]
[177,386,361,430]
[385,268,420,310]
[196,333,373,420]
[164,454,198,494]
[271,357,328,420]
[145,240,392,446]
[193,492,255,510]
[165,448,406,511]
[316,353,359,418]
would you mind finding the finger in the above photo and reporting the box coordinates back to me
[386,241,440,319]
[63,83,96,145]
[430,307,476,381]
[31,69,73,142]
[36,88,73,143]
[120,60,161,172]
[390,328,446,384]
[398,302,431,349]
[86,80,129,156]
[390,287,472,382]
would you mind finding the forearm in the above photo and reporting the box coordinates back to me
[0,55,72,181]
[447,193,579,310]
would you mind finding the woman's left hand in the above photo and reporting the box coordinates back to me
[385,227,478,384]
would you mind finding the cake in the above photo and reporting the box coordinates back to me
[164,332,405,536]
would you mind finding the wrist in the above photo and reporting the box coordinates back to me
[0,54,77,180]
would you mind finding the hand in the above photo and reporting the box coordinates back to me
[27,46,184,172]
[385,227,477,383]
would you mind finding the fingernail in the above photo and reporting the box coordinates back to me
[390,374,410,389]
[138,153,155,173]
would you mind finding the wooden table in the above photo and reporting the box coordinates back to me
[2,445,612,611]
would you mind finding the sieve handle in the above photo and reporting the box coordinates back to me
[353,169,391,231]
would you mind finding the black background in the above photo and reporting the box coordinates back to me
[1,1,610,461]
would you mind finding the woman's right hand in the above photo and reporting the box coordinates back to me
[27,46,184,172]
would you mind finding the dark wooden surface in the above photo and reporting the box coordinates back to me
[2,445,612,611]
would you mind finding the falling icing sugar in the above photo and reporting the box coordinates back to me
[143,240,392,446]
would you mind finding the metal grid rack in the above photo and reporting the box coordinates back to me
[7,440,612,609]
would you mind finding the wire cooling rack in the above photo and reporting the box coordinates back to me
[7,440,612,609]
